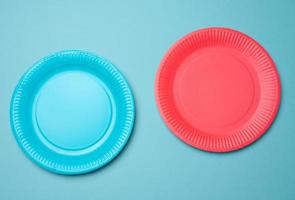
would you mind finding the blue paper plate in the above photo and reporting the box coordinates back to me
[10,50,135,175]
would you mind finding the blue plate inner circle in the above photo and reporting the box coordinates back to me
[34,71,112,150]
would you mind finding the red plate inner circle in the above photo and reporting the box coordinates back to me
[174,47,260,135]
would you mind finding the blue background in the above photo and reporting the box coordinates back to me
[0,0,294,199]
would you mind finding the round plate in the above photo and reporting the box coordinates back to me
[155,28,280,152]
[10,50,135,174]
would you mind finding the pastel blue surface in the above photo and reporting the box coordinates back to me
[10,50,135,174]
[0,0,294,199]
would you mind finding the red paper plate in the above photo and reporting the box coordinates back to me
[155,28,280,152]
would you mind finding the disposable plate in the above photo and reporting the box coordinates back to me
[10,50,135,174]
[155,28,280,152]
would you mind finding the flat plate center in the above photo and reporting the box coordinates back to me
[34,71,112,150]
[174,49,256,134]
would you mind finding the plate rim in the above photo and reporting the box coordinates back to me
[10,50,136,174]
